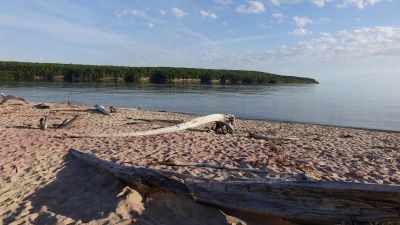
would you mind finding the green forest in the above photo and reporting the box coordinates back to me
[0,61,318,84]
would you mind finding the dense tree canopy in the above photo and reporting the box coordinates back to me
[0,61,318,84]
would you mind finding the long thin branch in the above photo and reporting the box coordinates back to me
[160,160,268,173]
[249,132,299,141]
[57,115,80,129]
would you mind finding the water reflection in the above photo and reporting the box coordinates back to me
[0,81,399,131]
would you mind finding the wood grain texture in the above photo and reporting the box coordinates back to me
[70,149,400,225]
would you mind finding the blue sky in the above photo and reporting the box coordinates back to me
[0,0,399,82]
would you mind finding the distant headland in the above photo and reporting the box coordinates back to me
[0,61,318,85]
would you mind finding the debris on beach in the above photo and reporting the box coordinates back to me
[0,92,28,105]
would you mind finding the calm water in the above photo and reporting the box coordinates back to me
[1,82,399,131]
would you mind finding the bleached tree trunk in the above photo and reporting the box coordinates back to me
[66,114,235,138]
[70,149,400,225]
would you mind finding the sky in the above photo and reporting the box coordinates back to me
[0,0,399,83]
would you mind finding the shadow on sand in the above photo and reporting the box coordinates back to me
[3,152,295,225]
[3,153,237,225]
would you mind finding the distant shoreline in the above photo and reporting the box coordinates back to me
[0,60,318,85]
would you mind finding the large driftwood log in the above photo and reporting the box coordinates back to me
[66,114,235,138]
[70,149,400,225]
[0,92,28,105]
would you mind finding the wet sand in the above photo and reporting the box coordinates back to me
[1,102,399,224]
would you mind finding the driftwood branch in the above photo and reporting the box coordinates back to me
[70,149,400,225]
[0,92,28,105]
[57,115,80,129]
[66,114,235,138]
[94,104,111,115]
[249,132,299,141]
[160,160,268,173]
[39,116,48,130]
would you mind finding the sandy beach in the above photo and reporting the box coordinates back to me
[1,101,399,225]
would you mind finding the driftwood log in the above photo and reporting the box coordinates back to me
[94,104,111,116]
[70,149,400,225]
[0,92,28,105]
[66,114,235,138]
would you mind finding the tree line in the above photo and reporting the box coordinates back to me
[0,61,318,84]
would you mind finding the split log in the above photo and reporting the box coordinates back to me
[39,116,48,130]
[249,132,299,141]
[70,149,400,225]
[66,114,235,138]
[0,92,28,105]
[94,104,111,115]
[57,115,80,129]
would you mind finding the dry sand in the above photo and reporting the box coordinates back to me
[1,101,399,224]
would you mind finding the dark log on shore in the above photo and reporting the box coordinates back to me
[70,149,400,225]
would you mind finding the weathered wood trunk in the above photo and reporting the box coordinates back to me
[66,114,235,138]
[70,149,400,225]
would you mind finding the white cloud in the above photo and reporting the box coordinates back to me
[271,12,285,23]
[159,10,166,15]
[270,0,303,6]
[292,28,313,36]
[115,9,146,18]
[320,17,330,23]
[236,1,265,14]
[269,26,400,59]
[200,10,218,20]
[338,0,380,8]
[148,23,154,28]
[171,7,188,19]
[311,0,327,7]
[293,16,313,27]
[291,16,313,37]
[214,0,232,5]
